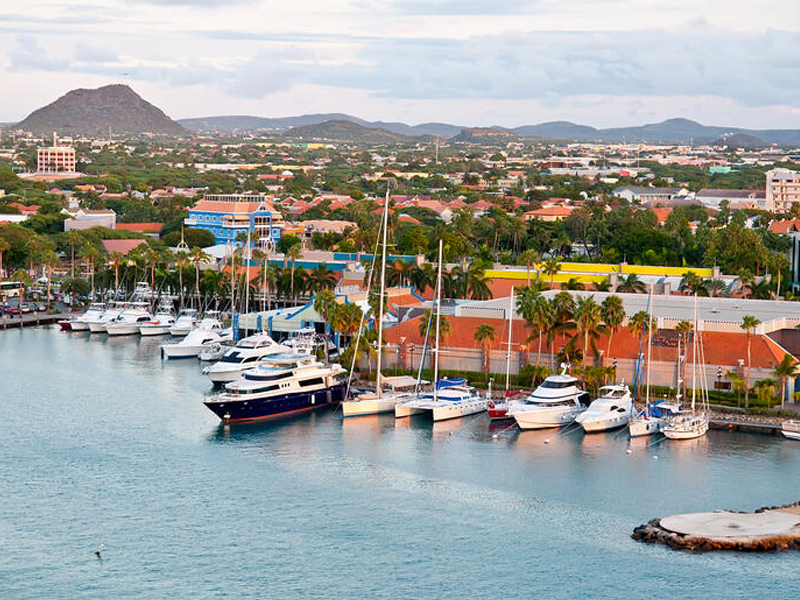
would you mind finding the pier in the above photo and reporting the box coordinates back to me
[1,312,72,329]
[633,502,800,551]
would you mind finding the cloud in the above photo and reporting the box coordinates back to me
[75,43,119,63]
[383,0,540,15]
[9,34,70,71]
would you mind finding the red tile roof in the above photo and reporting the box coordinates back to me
[117,222,164,233]
[101,239,147,255]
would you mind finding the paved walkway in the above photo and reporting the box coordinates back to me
[661,511,800,539]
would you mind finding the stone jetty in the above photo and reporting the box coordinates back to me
[632,501,800,551]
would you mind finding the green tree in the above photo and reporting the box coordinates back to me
[772,353,799,410]
[474,323,497,380]
[542,256,561,288]
[740,315,761,410]
[600,295,625,368]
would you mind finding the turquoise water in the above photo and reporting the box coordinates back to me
[2,327,799,599]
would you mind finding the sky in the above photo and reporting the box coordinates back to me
[1,0,799,128]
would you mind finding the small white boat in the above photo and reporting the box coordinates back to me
[169,308,199,336]
[198,341,232,362]
[394,380,487,421]
[70,303,106,331]
[88,305,123,333]
[105,305,153,336]
[662,412,710,440]
[781,420,800,440]
[202,332,291,383]
[628,401,682,437]
[161,327,230,359]
[576,384,632,433]
[508,365,591,430]
[140,313,176,336]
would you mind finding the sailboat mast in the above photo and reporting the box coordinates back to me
[691,294,698,412]
[433,239,443,403]
[374,184,391,398]
[646,290,653,402]
[505,287,514,392]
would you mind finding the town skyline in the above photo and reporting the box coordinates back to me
[1,0,799,128]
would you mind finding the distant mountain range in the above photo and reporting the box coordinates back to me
[181,114,800,146]
[14,84,188,136]
[285,120,423,143]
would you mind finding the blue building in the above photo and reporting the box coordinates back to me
[185,194,283,246]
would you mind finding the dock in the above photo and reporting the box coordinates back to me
[1,312,72,329]
[633,501,800,551]
[710,419,782,435]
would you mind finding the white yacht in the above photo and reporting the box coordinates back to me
[394,379,487,421]
[576,384,633,433]
[202,333,291,383]
[508,366,591,430]
[88,304,124,333]
[69,303,106,331]
[629,401,682,437]
[781,420,800,440]
[161,326,230,359]
[202,354,347,423]
[169,308,199,336]
[105,304,154,336]
[139,313,176,336]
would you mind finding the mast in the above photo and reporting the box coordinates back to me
[374,183,391,398]
[505,287,514,393]
[433,239,443,403]
[645,289,653,402]
[691,294,698,413]
[244,233,251,319]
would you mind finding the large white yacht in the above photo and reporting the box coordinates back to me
[105,304,154,336]
[203,354,347,423]
[88,304,124,333]
[69,303,106,331]
[161,327,230,359]
[139,313,176,336]
[508,366,591,430]
[394,379,487,421]
[169,308,199,336]
[202,333,291,383]
[575,384,632,433]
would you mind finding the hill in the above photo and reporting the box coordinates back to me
[511,121,599,139]
[713,132,766,149]
[451,127,523,144]
[284,120,417,143]
[16,84,188,137]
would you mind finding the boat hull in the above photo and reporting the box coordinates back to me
[579,415,629,433]
[662,423,709,440]
[169,326,193,337]
[782,429,800,440]
[512,406,584,430]
[140,325,171,336]
[432,399,487,422]
[58,320,73,331]
[342,397,399,417]
[204,383,346,423]
[70,321,91,331]
[628,418,662,437]
[106,324,142,336]
[395,403,425,418]
[88,322,108,333]
[162,344,205,359]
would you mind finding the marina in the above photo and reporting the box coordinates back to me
[3,325,800,598]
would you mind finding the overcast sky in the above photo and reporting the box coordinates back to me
[1,0,799,128]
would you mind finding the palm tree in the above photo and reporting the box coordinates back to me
[542,256,561,289]
[617,274,646,294]
[520,249,540,285]
[314,289,338,361]
[0,236,9,279]
[594,277,611,292]
[108,251,126,298]
[174,249,190,309]
[705,278,727,297]
[772,353,799,410]
[561,277,584,290]
[39,249,59,309]
[474,323,497,380]
[286,244,302,300]
[189,247,210,308]
[12,268,31,311]
[674,320,693,400]
[679,271,707,296]
[83,245,103,301]
[740,315,762,410]
[66,230,81,279]
[627,310,653,341]
[726,370,746,408]
[573,296,603,375]
[600,295,625,367]
[747,278,773,300]
[418,310,451,341]
[410,263,435,295]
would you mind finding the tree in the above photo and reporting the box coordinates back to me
[66,230,81,279]
[11,268,31,312]
[313,289,337,362]
[561,277,585,290]
[108,251,126,297]
[600,295,625,367]
[726,370,746,409]
[679,271,707,296]
[772,353,799,410]
[573,295,603,375]
[617,274,646,294]
[474,323,497,379]
[705,278,727,297]
[190,247,211,308]
[174,249,189,309]
[740,315,762,410]
[0,236,9,278]
[674,320,693,400]
[277,234,302,255]
[285,244,303,299]
[61,277,90,305]
[520,249,540,285]
[542,256,561,288]
[84,245,103,301]
[418,310,451,342]
[39,249,60,309]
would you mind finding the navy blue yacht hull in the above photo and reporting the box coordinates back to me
[204,383,347,423]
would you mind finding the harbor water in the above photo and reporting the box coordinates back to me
[2,327,799,599]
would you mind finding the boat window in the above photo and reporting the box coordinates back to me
[609,405,618,411]
[540,380,574,389]
[247,371,293,382]
[299,377,324,387]
[220,351,242,363]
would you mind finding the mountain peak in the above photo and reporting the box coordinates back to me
[16,84,188,137]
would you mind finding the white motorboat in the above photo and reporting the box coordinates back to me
[105,304,154,336]
[169,308,199,336]
[161,326,230,359]
[139,313,176,336]
[394,379,487,421]
[198,341,232,362]
[202,333,291,383]
[88,305,124,333]
[781,420,800,440]
[508,365,591,430]
[69,303,106,331]
[576,384,633,433]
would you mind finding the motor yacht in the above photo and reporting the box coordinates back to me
[169,308,199,336]
[139,313,176,336]
[67,303,106,331]
[202,354,347,423]
[202,333,291,383]
[105,304,154,336]
[88,304,124,333]
[161,326,230,359]
[394,378,487,421]
[507,366,591,430]
[576,384,632,433]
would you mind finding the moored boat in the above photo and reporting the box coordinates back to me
[169,308,199,336]
[508,365,590,430]
[781,420,800,440]
[161,326,229,359]
[202,332,291,383]
[576,384,632,433]
[105,304,153,336]
[70,303,106,331]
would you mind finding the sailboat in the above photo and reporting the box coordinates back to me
[342,184,414,416]
[662,295,710,440]
[395,240,487,421]
[487,288,518,420]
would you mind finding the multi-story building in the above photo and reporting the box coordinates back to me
[766,169,800,212]
[185,194,283,247]
[37,145,76,174]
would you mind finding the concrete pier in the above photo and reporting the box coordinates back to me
[633,502,800,551]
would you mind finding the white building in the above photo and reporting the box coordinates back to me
[766,168,800,213]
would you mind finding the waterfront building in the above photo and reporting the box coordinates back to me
[185,194,283,246]
[766,168,800,213]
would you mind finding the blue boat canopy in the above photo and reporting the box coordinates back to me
[437,378,467,389]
